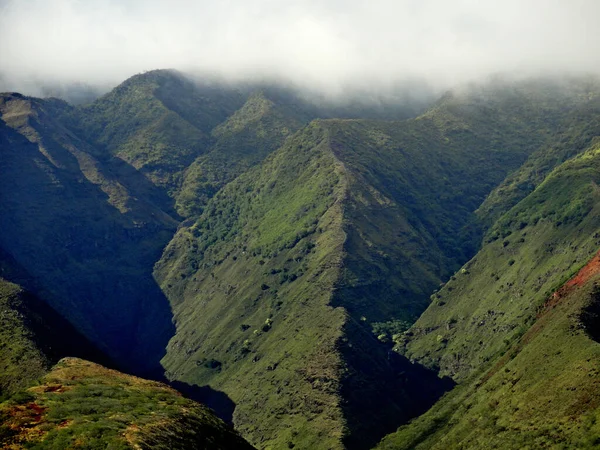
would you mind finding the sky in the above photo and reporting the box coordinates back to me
[1,0,600,96]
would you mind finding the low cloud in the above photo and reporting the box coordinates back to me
[1,0,600,97]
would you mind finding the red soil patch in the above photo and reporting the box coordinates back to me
[479,248,600,388]
[26,403,46,423]
[541,249,600,315]
[566,250,600,288]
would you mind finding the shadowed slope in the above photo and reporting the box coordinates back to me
[0,94,176,374]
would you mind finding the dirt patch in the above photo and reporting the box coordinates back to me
[541,249,600,315]
[43,384,66,393]
[479,250,600,388]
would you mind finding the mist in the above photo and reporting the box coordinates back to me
[1,0,600,98]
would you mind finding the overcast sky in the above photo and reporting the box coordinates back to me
[1,0,600,95]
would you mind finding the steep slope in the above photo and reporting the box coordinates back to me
[477,77,600,226]
[0,255,109,400]
[379,127,600,448]
[0,93,177,373]
[176,90,312,217]
[379,265,600,449]
[157,121,452,449]
[156,122,351,449]
[0,358,254,449]
[62,70,246,194]
[154,80,583,449]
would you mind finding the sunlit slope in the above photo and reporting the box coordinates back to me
[0,358,254,449]
[379,135,600,449]
[155,80,580,449]
[176,90,312,216]
[479,82,600,226]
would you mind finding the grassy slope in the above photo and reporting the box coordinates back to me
[0,358,254,449]
[176,91,311,217]
[63,70,245,193]
[0,279,50,398]
[324,77,586,329]
[379,269,600,449]
[0,245,112,401]
[379,132,600,448]
[155,81,582,449]
[477,78,600,226]
[156,122,350,449]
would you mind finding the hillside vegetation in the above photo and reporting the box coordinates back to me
[153,77,591,449]
[3,71,600,449]
[0,358,254,449]
[379,105,600,449]
[0,274,109,401]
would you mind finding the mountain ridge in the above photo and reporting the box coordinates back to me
[3,70,600,448]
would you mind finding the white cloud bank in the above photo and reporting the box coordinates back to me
[1,0,600,95]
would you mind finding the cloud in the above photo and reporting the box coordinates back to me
[1,0,600,96]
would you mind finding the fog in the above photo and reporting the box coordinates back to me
[1,0,600,98]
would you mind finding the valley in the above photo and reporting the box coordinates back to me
[2,70,600,449]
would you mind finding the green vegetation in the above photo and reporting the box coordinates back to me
[379,115,600,448]
[0,279,51,400]
[0,358,254,449]
[175,91,310,216]
[62,70,245,193]
[6,71,600,449]
[379,273,600,449]
[156,122,350,449]
[0,249,109,402]
[477,78,600,226]
[153,78,594,448]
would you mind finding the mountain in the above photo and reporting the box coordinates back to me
[3,70,600,449]
[0,358,254,449]
[153,77,592,448]
[378,89,600,449]
[0,92,178,373]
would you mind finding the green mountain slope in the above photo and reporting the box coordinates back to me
[0,267,109,401]
[154,79,586,449]
[0,358,254,449]
[176,90,312,217]
[156,122,351,449]
[478,87,600,226]
[62,70,245,193]
[379,120,600,449]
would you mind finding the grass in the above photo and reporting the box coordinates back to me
[156,121,350,449]
[6,73,600,449]
[0,358,253,449]
[379,269,600,449]
[0,279,50,400]
[379,121,600,449]
[176,91,310,217]
[154,80,588,448]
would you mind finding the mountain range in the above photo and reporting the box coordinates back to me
[2,69,600,449]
